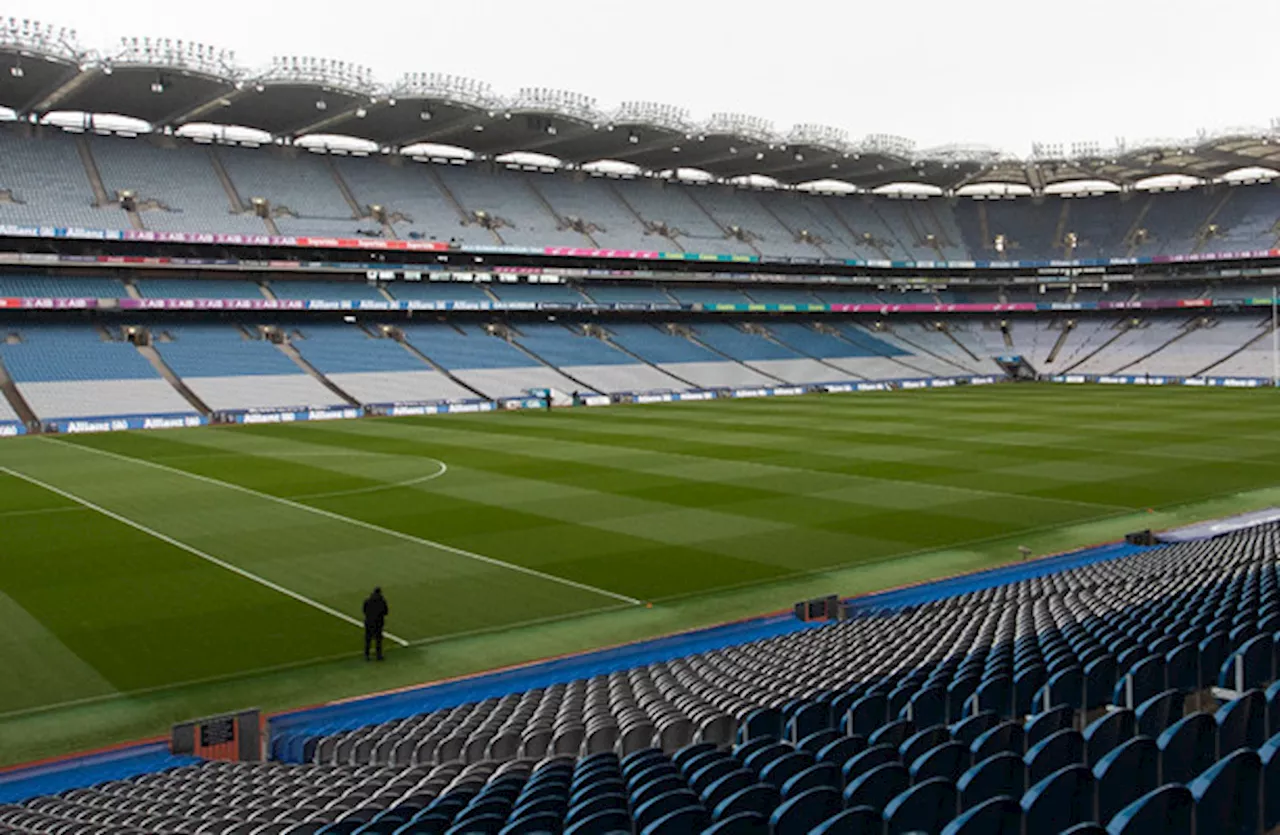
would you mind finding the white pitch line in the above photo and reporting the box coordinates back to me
[289,458,449,500]
[45,438,642,606]
[0,465,411,647]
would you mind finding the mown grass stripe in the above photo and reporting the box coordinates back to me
[0,465,411,647]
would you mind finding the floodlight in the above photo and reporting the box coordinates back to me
[8,65,21,78]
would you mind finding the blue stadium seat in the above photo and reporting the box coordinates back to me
[1216,688,1266,755]
[768,786,842,835]
[845,694,889,737]
[841,745,897,785]
[899,725,950,765]
[759,751,814,790]
[1113,656,1164,709]
[1021,764,1094,835]
[940,796,1021,835]
[904,686,947,728]
[1189,748,1261,835]
[1164,643,1199,693]
[1093,736,1159,823]
[843,762,910,813]
[689,759,738,796]
[815,735,864,768]
[1219,633,1274,691]
[701,770,754,812]
[671,742,715,771]
[737,707,783,743]
[785,702,832,743]
[639,805,705,835]
[1259,732,1280,830]
[950,712,999,748]
[711,784,776,823]
[1084,655,1118,709]
[1135,689,1183,738]
[1158,713,1217,784]
[1083,708,1134,765]
[956,751,1023,811]
[1025,728,1085,785]
[1025,704,1074,748]
[701,811,767,835]
[1106,784,1193,835]
[969,721,1023,761]
[810,805,882,835]
[882,777,957,835]
[910,741,968,783]
[633,789,699,831]
[797,730,841,755]
[869,719,915,749]
[779,763,840,801]
[971,675,1012,718]
[1266,680,1280,739]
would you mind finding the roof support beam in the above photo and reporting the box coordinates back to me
[28,68,101,116]
[165,87,250,128]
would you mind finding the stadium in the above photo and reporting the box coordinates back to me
[3,8,1280,833]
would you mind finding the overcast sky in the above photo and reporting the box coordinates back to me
[5,0,1276,155]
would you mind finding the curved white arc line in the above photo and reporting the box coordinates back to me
[291,459,449,500]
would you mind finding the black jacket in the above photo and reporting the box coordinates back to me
[363,592,389,628]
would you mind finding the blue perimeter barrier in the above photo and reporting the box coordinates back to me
[0,742,198,804]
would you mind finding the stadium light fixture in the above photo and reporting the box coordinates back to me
[8,65,22,78]
[150,79,165,94]
[419,108,432,121]
[0,17,80,62]
[355,107,367,118]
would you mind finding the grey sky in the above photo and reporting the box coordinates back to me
[6,0,1276,155]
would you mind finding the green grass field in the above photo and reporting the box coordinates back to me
[4,384,1280,765]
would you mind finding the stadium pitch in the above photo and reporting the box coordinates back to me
[4,383,1280,763]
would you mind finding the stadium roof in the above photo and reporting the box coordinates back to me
[2,18,1278,191]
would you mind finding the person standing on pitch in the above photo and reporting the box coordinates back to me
[363,587,389,661]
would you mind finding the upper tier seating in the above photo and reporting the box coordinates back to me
[218,146,352,220]
[12,522,1280,834]
[5,126,1280,260]
[331,156,471,244]
[90,135,271,235]
[0,129,123,230]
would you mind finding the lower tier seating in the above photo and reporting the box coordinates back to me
[6,523,1278,833]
